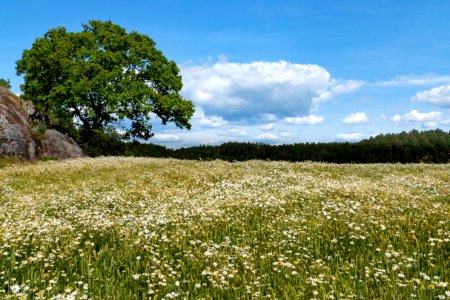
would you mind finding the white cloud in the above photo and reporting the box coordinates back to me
[254,133,280,142]
[163,130,223,148]
[153,134,181,143]
[411,84,450,107]
[424,122,438,128]
[115,129,127,135]
[219,129,247,137]
[331,80,364,94]
[312,79,364,110]
[391,115,402,122]
[376,74,450,86]
[335,133,366,141]
[391,110,442,123]
[259,123,275,131]
[200,139,221,145]
[181,61,362,121]
[192,107,228,128]
[343,112,369,124]
[284,115,324,125]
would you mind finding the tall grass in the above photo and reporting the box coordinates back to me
[0,157,449,299]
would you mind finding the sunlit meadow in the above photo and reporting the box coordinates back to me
[0,157,449,299]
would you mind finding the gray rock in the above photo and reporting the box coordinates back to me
[0,88,37,159]
[39,129,85,159]
[0,87,84,160]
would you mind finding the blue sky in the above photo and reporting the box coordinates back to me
[1,0,450,147]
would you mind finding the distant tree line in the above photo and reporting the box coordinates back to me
[83,129,450,163]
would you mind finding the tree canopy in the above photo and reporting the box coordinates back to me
[16,20,194,140]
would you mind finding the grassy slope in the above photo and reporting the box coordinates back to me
[0,157,449,299]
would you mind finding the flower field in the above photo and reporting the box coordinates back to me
[0,157,449,299]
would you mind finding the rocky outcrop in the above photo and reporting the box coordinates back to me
[39,129,84,159]
[0,88,37,159]
[0,87,84,160]
[24,100,46,123]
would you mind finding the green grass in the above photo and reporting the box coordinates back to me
[0,157,449,299]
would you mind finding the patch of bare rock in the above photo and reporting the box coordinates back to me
[0,87,84,160]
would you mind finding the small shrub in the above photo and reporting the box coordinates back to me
[31,123,48,141]
[0,78,11,89]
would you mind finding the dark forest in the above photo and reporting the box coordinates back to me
[84,129,449,163]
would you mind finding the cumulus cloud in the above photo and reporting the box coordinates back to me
[283,115,324,125]
[335,133,366,141]
[181,61,362,122]
[343,112,369,124]
[311,79,364,110]
[411,84,450,107]
[153,134,181,143]
[424,122,438,128]
[391,110,442,123]
[192,107,228,128]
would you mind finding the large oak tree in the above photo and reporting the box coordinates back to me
[16,20,194,140]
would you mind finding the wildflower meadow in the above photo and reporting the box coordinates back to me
[0,157,449,299]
